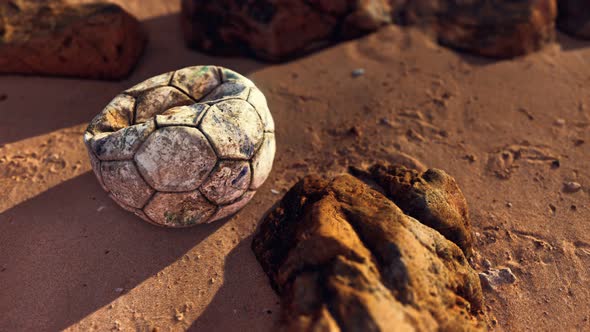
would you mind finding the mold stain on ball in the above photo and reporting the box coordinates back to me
[83,65,276,227]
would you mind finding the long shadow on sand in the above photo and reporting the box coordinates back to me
[0,12,268,146]
[187,238,279,332]
[0,172,225,331]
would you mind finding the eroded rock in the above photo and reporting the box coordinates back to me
[0,0,145,79]
[181,0,392,61]
[557,0,590,39]
[355,163,474,256]
[252,174,485,331]
[392,0,557,58]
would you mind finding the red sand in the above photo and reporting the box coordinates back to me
[1,1,589,331]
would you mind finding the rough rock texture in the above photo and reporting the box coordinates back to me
[0,0,145,79]
[391,0,557,58]
[352,163,474,256]
[181,0,556,60]
[557,0,590,39]
[252,174,485,331]
[180,0,392,61]
[83,66,276,227]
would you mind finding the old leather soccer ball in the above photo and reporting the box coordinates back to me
[83,65,275,227]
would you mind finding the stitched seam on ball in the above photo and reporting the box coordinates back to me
[132,156,157,192]
[245,88,274,134]
[168,84,199,103]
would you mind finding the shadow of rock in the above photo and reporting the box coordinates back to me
[0,171,225,331]
[187,237,279,332]
[555,31,590,51]
[0,12,268,146]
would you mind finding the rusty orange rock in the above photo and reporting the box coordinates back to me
[392,0,557,58]
[252,173,485,331]
[180,0,392,61]
[0,0,145,79]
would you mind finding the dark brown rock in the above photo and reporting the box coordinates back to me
[181,0,392,61]
[557,0,590,39]
[252,174,485,331]
[391,0,557,58]
[0,0,145,79]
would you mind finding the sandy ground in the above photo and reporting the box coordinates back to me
[1,1,589,331]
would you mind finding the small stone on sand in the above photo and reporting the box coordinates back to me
[479,267,517,289]
[563,181,582,193]
[351,68,365,77]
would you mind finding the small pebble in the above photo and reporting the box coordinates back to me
[554,118,566,126]
[563,181,582,193]
[479,267,517,289]
[270,189,280,195]
[351,68,365,78]
[506,202,512,208]
[464,154,477,163]
[97,206,106,212]
[115,287,124,293]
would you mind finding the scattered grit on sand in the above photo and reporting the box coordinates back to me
[0,1,589,331]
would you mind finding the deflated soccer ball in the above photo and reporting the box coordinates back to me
[83,65,275,227]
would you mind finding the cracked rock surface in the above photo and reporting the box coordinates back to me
[391,0,557,58]
[354,163,474,256]
[0,0,145,79]
[181,0,560,60]
[180,0,392,61]
[252,172,485,331]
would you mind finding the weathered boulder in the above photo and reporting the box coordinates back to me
[180,0,392,61]
[0,0,145,79]
[252,173,485,331]
[557,0,590,39]
[354,163,474,256]
[391,0,557,58]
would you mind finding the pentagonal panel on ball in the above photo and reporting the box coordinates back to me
[208,191,256,223]
[248,87,275,132]
[155,104,209,128]
[91,120,156,161]
[219,67,255,87]
[200,160,251,205]
[101,160,155,208]
[200,99,264,160]
[144,190,217,227]
[250,133,276,189]
[201,82,250,103]
[135,126,217,192]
